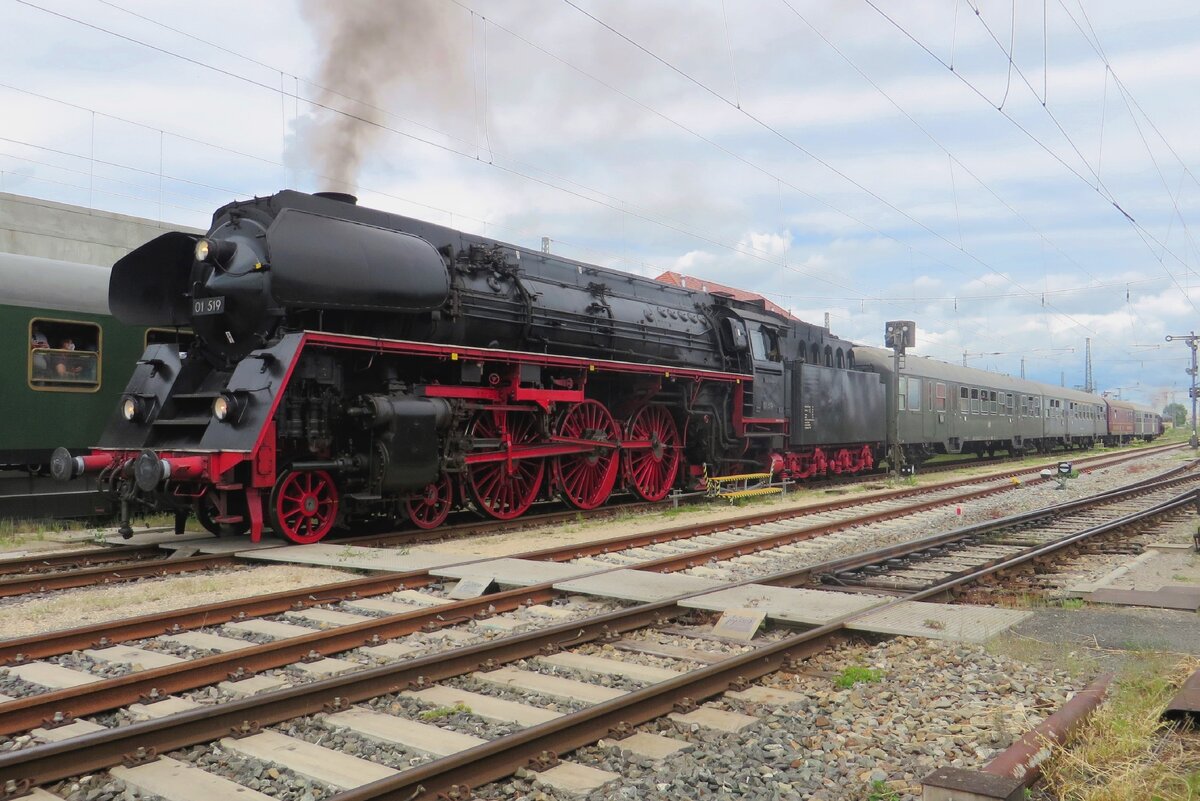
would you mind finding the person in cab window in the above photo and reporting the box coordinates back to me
[30,329,50,378]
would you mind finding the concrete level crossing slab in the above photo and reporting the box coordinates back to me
[83,645,184,670]
[402,685,562,726]
[678,584,890,625]
[600,731,692,761]
[32,719,105,742]
[160,630,255,653]
[220,730,399,789]
[240,543,465,573]
[324,707,486,756]
[128,695,202,720]
[539,652,682,684]
[669,707,758,733]
[223,619,316,640]
[554,569,725,602]
[112,756,273,801]
[159,538,285,554]
[533,762,618,798]
[846,602,1032,644]
[431,558,599,587]
[8,661,102,689]
[284,608,374,628]
[474,667,625,705]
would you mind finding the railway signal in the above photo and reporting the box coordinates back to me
[1165,332,1200,448]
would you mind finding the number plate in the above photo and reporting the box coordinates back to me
[192,296,225,316]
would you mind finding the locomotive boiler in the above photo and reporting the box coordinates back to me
[54,190,877,542]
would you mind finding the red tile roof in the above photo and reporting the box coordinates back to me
[654,271,798,320]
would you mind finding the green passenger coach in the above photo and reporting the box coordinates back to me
[0,252,189,518]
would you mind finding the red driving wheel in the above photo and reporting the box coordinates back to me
[406,473,454,530]
[465,410,544,520]
[623,404,681,501]
[553,399,621,510]
[269,469,339,544]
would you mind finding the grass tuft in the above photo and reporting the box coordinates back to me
[834,665,885,689]
[419,702,471,720]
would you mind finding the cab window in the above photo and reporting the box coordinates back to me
[29,318,101,392]
[145,328,196,352]
[750,329,768,361]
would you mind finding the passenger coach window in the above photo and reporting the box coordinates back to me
[970,389,980,414]
[29,318,101,392]
[935,382,946,411]
[898,377,907,410]
[907,378,920,412]
[959,387,969,412]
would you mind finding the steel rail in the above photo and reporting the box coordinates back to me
[0,553,241,598]
[0,466,1193,789]
[0,544,165,577]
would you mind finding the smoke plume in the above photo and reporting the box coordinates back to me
[300,0,471,191]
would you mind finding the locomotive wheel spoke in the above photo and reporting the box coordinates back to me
[466,410,544,520]
[269,469,339,544]
[553,400,620,510]
[406,473,454,530]
[623,405,681,502]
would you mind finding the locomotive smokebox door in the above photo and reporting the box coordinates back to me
[884,321,916,352]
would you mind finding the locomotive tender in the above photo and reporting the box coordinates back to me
[53,190,879,542]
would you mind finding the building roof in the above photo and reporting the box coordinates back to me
[654,271,798,321]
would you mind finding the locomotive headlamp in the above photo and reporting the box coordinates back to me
[122,396,140,422]
[213,391,246,423]
[194,237,236,267]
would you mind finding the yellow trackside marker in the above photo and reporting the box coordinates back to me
[451,352,459,361]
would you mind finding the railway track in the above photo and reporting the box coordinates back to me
[0,442,1178,601]
[0,453,1193,799]
[0,441,1172,667]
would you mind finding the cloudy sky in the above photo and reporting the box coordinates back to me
[3,0,1199,408]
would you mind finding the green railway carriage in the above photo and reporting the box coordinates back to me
[0,252,188,517]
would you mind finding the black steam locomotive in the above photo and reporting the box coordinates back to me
[53,190,882,542]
